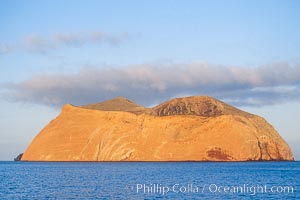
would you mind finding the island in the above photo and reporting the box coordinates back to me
[21,96,294,161]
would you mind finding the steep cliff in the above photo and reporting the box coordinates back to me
[21,96,294,161]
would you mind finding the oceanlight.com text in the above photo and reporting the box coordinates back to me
[133,183,294,196]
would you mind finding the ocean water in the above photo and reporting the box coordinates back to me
[0,161,299,199]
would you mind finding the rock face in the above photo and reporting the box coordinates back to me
[21,96,294,161]
[14,153,23,161]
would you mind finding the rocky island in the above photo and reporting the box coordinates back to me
[21,96,294,161]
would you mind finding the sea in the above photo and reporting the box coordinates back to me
[0,161,299,199]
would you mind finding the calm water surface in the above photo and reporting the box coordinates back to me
[0,161,299,199]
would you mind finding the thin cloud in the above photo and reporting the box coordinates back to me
[90,32,130,45]
[53,33,85,46]
[24,34,55,53]
[1,61,300,108]
[0,44,13,54]
[1,31,130,54]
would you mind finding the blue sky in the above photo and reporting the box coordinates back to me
[0,0,300,160]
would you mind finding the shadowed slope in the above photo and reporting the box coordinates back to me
[152,96,253,117]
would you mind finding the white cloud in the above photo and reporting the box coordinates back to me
[2,61,300,107]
